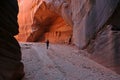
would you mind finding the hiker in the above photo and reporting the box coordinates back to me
[0,0,24,80]
[68,37,71,44]
[68,37,72,44]
[46,40,49,49]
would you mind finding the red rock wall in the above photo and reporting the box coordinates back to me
[16,0,72,44]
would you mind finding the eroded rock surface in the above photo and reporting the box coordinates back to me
[17,0,120,45]
[16,0,72,43]
[87,25,120,74]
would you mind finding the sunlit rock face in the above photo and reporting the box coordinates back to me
[16,0,72,43]
[16,0,35,41]
[16,0,119,47]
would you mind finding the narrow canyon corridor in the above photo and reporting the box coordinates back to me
[1,0,120,80]
[21,43,120,80]
[17,0,120,76]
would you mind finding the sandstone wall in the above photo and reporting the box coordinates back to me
[87,25,120,74]
[43,0,119,48]
[78,0,120,74]
[69,0,120,74]
[71,0,119,48]
[17,0,72,43]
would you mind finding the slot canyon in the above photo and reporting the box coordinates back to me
[15,0,120,80]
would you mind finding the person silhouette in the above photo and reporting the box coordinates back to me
[46,40,49,49]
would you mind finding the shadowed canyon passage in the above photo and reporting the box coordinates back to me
[16,0,120,79]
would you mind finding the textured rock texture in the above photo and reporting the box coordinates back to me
[83,1,120,74]
[87,25,120,74]
[16,0,72,43]
[17,0,119,45]
[71,0,119,48]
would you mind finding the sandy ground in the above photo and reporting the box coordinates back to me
[20,42,120,80]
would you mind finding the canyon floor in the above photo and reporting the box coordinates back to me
[20,42,120,80]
